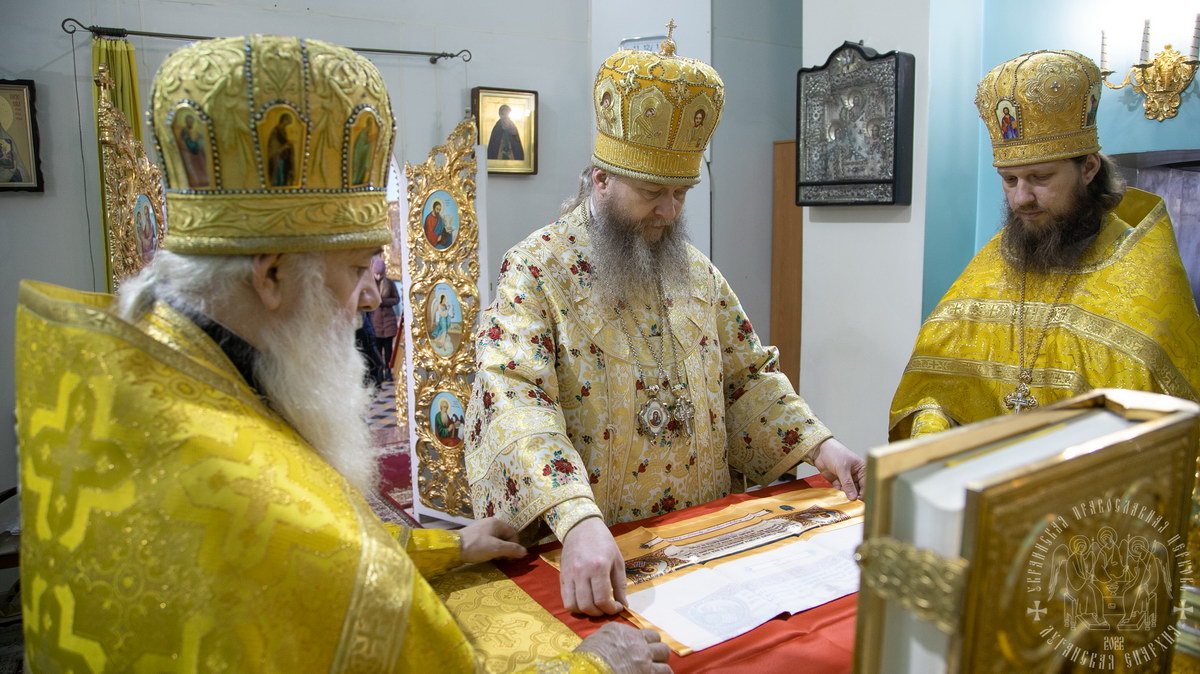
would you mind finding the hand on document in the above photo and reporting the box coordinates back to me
[811,438,866,501]
[575,623,672,673]
[561,516,628,616]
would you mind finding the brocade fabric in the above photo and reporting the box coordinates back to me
[890,189,1200,439]
[467,204,832,541]
[14,280,604,673]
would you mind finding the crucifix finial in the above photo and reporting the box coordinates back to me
[95,62,114,92]
[94,63,117,109]
[660,19,678,56]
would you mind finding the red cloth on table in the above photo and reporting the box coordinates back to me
[494,477,857,673]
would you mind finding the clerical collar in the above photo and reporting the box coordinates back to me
[163,296,265,396]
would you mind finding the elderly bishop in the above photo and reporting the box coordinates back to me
[15,35,669,673]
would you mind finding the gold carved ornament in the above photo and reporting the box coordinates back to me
[855,536,968,633]
[953,394,1197,672]
[1103,45,1199,121]
[95,63,167,289]
[401,116,480,518]
[970,472,1187,672]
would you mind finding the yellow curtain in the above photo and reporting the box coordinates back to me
[91,37,142,291]
[91,37,142,143]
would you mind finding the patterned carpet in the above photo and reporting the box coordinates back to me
[369,379,403,442]
[369,380,417,527]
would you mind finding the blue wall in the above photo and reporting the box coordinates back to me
[921,0,1200,315]
[921,0,984,315]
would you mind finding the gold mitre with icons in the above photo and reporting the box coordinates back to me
[976,49,1102,168]
[592,20,724,185]
[150,35,395,254]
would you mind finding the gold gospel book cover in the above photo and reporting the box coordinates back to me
[855,389,1199,673]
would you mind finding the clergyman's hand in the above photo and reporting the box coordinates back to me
[560,516,627,616]
[575,623,672,674]
[811,437,866,501]
[459,517,526,564]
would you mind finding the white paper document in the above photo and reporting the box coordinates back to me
[625,523,863,651]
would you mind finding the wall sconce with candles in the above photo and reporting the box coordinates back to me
[1101,16,1200,121]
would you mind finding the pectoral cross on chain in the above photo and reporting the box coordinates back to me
[1004,380,1039,413]
[672,385,695,436]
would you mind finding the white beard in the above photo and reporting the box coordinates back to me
[253,256,380,496]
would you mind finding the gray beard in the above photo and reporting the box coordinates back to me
[253,257,381,496]
[587,198,693,308]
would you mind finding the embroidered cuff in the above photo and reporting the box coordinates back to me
[547,497,603,542]
[801,437,827,466]
[515,652,612,673]
[911,407,952,437]
[405,528,463,577]
[571,651,615,673]
[764,423,832,484]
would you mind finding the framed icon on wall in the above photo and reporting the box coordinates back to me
[0,79,45,192]
[472,86,537,175]
[796,42,914,206]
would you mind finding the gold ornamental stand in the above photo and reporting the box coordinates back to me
[95,63,167,289]
[399,117,481,524]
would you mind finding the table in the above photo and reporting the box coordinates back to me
[434,477,856,673]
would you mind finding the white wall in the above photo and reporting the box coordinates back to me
[800,2,930,454]
[711,0,804,348]
[0,0,595,489]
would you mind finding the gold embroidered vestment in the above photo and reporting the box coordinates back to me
[890,189,1200,439]
[14,280,604,673]
[467,205,832,541]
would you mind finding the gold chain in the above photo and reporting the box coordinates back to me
[1013,269,1075,385]
[647,285,688,391]
[659,291,688,392]
[651,284,695,435]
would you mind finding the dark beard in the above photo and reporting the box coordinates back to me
[588,198,692,306]
[1000,184,1104,273]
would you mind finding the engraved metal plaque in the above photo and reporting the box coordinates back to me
[796,41,914,206]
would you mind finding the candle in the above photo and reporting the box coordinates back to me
[1140,19,1151,63]
[1190,13,1199,61]
[1101,30,1109,70]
